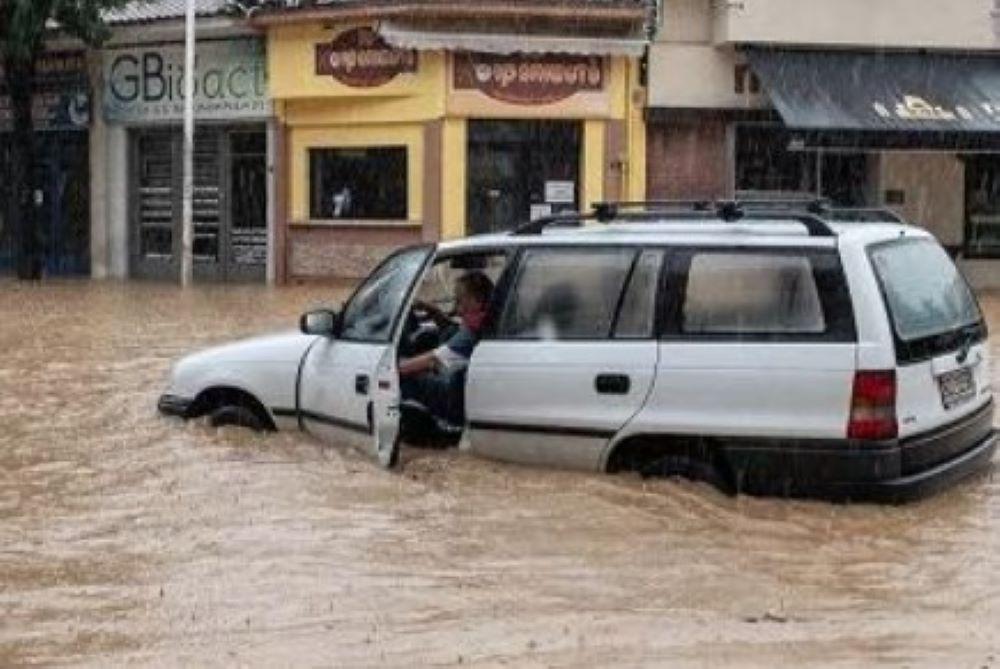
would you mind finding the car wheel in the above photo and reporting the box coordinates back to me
[642,454,736,496]
[208,404,267,432]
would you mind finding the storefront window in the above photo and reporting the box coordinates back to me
[735,126,869,206]
[736,126,817,196]
[965,157,1000,256]
[309,147,407,220]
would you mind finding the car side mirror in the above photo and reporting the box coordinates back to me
[300,309,340,337]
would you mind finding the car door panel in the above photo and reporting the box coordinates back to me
[465,247,662,471]
[624,343,856,439]
[299,341,385,453]
[297,245,433,466]
[621,247,859,443]
[467,341,658,470]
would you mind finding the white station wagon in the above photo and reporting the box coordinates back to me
[159,200,997,502]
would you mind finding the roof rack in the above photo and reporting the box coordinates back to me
[822,207,904,224]
[590,199,836,236]
[510,198,902,238]
[510,211,596,236]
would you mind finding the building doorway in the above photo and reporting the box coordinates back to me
[467,120,581,234]
[0,131,90,276]
[130,126,267,282]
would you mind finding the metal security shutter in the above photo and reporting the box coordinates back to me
[137,132,174,261]
[193,129,222,264]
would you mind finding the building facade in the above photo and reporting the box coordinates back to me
[647,0,1000,288]
[254,1,648,281]
[90,1,276,283]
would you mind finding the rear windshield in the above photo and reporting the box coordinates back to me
[869,239,982,343]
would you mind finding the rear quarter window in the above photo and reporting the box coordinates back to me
[667,248,856,342]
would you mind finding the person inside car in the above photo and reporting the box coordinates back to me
[398,271,494,427]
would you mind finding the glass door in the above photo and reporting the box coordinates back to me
[37,132,90,276]
[467,120,581,234]
[130,126,267,282]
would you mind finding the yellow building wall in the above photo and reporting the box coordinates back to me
[582,120,606,211]
[441,118,467,239]
[270,26,644,237]
[269,24,446,107]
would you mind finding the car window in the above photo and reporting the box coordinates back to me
[498,248,635,340]
[682,253,826,334]
[870,239,981,342]
[413,252,508,316]
[614,250,664,339]
[340,247,431,342]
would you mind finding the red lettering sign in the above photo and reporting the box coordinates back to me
[453,52,604,105]
[315,27,417,88]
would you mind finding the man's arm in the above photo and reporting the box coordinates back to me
[399,351,438,377]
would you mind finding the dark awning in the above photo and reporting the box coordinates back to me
[746,49,1000,134]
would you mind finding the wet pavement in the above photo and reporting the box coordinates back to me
[0,281,998,667]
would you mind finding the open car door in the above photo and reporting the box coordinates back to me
[298,245,434,467]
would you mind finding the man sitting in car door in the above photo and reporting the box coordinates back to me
[398,272,494,426]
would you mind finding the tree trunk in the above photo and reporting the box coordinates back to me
[5,53,41,280]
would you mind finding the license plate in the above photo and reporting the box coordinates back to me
[938,367,976,410]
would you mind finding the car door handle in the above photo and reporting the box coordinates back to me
[355,374,370,396]
[595,374,630,395]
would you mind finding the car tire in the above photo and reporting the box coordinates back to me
[208,404,268,432]
[642,454,736,496]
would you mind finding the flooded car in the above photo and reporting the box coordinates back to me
[159,200,996,502]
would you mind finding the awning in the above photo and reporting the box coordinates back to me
[746,49,1000,134]
[378,21,647,57]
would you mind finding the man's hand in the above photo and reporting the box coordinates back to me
[412,300,453,328]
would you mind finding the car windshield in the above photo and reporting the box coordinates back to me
[870,239,982,342]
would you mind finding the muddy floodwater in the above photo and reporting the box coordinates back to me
[0,282,998,667]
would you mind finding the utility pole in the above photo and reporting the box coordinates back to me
[181,0,196,287]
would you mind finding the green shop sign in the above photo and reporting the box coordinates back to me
[103,39,270,123]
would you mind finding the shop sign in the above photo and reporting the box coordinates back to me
[545,180,575,204]
[0,52,90,132]
[870,94,1000,128]
[453,52,604,105]
[872,95,969,123]
[103,39,269,123]
[315,27,417,87]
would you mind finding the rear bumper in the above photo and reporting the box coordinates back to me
[158,394,194,418]
[725,401,996,503]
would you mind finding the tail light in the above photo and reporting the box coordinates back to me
[847,370,898,441]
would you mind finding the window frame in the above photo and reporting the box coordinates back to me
[866,237,987,365]
[308,145,409,222]
[415,246,516,321]
[660,245,858,344]
[337,243,435,345]
[483,244,666,343]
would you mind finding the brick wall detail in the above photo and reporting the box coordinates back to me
[288,225,423,280]
[647,119,729,200]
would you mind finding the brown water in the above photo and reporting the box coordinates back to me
[0,281,997,668]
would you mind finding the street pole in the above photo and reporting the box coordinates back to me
[181,0,196,287]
